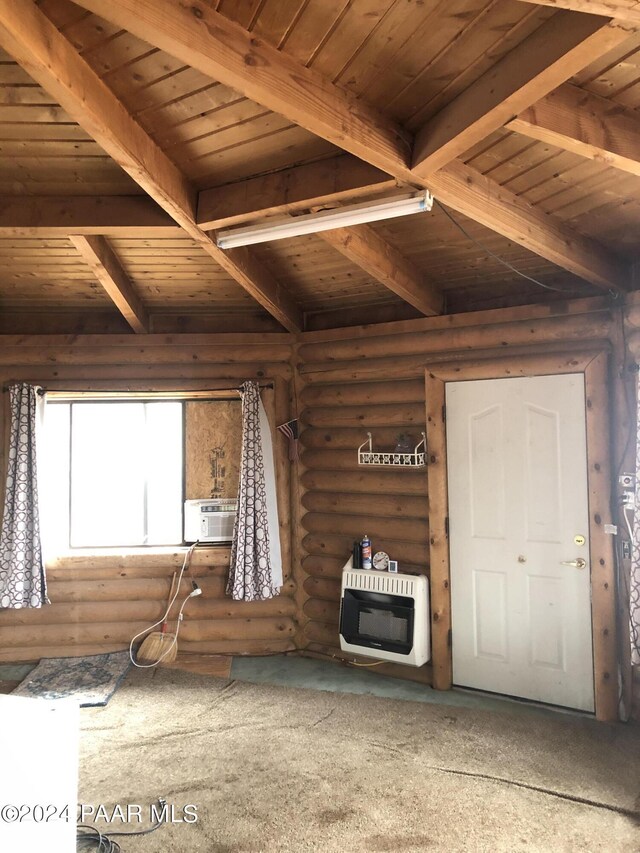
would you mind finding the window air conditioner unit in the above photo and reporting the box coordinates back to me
[339,560,430,666]
[184,499,237,544]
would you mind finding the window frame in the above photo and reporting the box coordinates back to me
[41,389,243,553]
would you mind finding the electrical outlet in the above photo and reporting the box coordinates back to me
[619,473,636,489]
[623,540,632,559]
[623,490,635,509]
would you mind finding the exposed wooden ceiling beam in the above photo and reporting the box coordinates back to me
[70,0,635,186]
[197,156,400,231]
[70,0,631,292]
[0,196,180,237]
[71,0,412,180]
[515,0,640,26]
[69,235,149,334]
[427,160,627,292]
[0,0,303,333]
[507,82,640,178]
[201,156,626,292]
[319,226,443,317]
[411,11,635,176]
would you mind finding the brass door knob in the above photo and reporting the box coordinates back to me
[560,558,586,569]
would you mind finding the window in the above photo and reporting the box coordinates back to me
[41,400,183,550]
[40,393,243,555]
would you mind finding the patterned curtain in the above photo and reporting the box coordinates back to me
[0,383,47,608]
[631,382,640,664]
[227,381,283,601]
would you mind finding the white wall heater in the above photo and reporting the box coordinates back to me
[339,561,430,666]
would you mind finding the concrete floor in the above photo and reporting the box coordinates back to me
[2,654,593,719]
[230,655,590,719]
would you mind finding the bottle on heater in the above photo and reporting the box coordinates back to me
[361,535,372,569]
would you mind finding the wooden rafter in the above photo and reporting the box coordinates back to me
[411,11,635,176]
[0,0,303,333]
[319,226,443,317]
[427,161,628,292]
[515,0,640,26]
[69,235,149,334]
[0,196,179,237]
[70,0,412,179]
[70,0,632,292]
[507,83,640,178]
[197,156,400,231]
[203,159,626,293]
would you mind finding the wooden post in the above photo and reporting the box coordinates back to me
[584,352,620,721]
[424,371,452,690]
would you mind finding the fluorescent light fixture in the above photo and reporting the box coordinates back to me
[215,190,434,249]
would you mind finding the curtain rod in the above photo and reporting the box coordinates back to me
[4,383,274,396]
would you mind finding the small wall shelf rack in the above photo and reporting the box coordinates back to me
[357,432,426,467]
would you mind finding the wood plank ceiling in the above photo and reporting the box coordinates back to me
[0,0,638,333]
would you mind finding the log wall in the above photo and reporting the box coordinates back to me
[0,303,636,716]
[294,298,624,688]
[0,334,297,661]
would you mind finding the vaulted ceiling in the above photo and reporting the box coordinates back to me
[0,0,639,334]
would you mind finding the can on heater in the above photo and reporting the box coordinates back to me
[361,535,372,570]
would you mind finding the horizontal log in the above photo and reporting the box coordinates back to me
[0,639,298,661]
[298,312,613,363]
[0,600,164,627]
[179,617,296,642]
[299,295,611,344]
[302,646,433,686]
[1,364,292,381]
[0,332,293,348]
[302,556,427,582]
[47,547,232,570]
[0,343,293,365]
[302,491,428,520]
[303,533,428,566]
[301,427,424,451]
[302,512,428,543]
[0,595,297,626]
[303,577,342,603]
[189,596,296,620]
[0,643,129,663]
[48,575,227,599]
[178,639,296,655]
[300,448,430,475]
[301,403,425,429]
[304,620,340,647]
[0,621,153,647]
[300,378,424,407]
[299,340,611,385]
[303,598,340,624]
[302,554,346,580]
[301,554,347,580]
[46,563,225,582]
[0,615,297,648]
[300,449,375,473]
[301,469,428,497]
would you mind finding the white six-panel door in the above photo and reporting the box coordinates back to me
[446,374,595,711]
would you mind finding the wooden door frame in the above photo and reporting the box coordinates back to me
[424,349,619,721]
